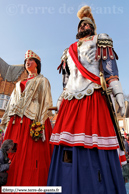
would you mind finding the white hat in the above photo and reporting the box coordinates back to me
[25,50,41,61]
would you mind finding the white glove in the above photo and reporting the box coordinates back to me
[109,80,125,117]
[116,94,125,117]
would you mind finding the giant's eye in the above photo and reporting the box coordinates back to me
[83,23,87,27]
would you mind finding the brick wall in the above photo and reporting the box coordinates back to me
[0,110,5,118]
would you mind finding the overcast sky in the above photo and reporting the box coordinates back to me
[0,0,129,105]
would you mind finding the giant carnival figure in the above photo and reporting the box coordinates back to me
[47,6,127,194]
[0,50,53,187]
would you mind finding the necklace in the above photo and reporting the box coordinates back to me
[28,73,38,78]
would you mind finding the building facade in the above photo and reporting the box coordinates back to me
[0,58,28,120]
[115,99,129,135]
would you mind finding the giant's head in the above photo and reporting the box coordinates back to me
[76,6,96,39]
[24,50,41,74]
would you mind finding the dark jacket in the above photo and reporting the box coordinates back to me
[0,149,9,172]
[0,149,9,186]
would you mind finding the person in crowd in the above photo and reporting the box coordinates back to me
[0,139,14,186]
[0,129,4,148]
[127,135,129,144]
[0,50,53,186]
[47,5,126,194]
[123,137,129,156]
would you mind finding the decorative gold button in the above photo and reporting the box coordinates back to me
[77,93,82,98]
[77,41,83,47]
[68,95,73,100]
[65,93,68,98]
[87,89,92,94]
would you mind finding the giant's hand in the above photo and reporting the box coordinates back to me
[109,80,125,117]
[115,94,125,117]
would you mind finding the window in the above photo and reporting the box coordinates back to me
[0,94,10,110]
[119,120,124,127]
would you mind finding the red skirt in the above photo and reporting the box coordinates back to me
[50,90,119,150]
[3,116,53,186]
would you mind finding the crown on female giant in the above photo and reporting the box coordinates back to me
[25,50,41,61]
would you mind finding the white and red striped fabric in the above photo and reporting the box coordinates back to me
[50,91,119,150]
